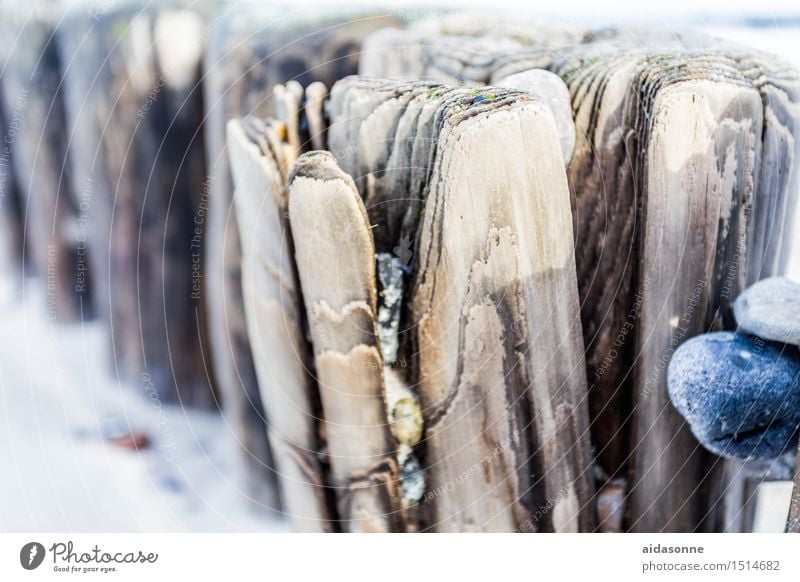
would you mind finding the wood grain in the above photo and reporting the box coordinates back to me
[289,151,404,532]
[227,118,332,532]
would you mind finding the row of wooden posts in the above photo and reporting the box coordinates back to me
[0,1,798,532]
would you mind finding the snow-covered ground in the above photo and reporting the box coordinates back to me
[0,281,288,532]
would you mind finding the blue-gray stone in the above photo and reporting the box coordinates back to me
[734,277,800,346]
[667,332,800,461]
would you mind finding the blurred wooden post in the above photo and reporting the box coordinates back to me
[58,2,214,406]
[0,4,88,320]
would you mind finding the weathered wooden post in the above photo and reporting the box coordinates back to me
[203,8,398,508]
[227,114,334,532]
[0,3,88,320]
[228,74,595,532]
[359,16,800,532]
[58,1,214,406]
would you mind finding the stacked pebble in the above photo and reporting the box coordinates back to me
[668,277,800,478]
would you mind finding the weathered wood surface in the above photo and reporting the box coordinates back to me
[492,41,800,532]
[58,2,214,406]
[327,78,594,532]
[0,4,87,320]
[360,13,585,83]
[203,8,398,507]
[360,22,800,532]
[227,116,333,532]
[630,77,762,532]
[289,151,404,532]
[412,89,592,532]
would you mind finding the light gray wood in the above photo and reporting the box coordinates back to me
[326,78,595,531]
[360,24,800,532]
[409,90,593,532]
[627,78,764,532]
[227,117,332,532]
[788,446,800,532]
[203,9,398,508]
[288,151,404,532]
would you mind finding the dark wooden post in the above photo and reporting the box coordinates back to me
[0,100,25,297]
[58,2,214,406]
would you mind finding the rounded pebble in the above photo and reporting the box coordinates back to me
[667,331,800,461]
[734,276,800,346]
[391,397,423,447]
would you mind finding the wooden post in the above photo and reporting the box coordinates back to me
[227,116,333,532]
[408,88,593,532]
[58,2,214,406]
[288,151,404,532]
[0,4,88,320]
[57,4,115,329]
[359,13,585,82]
[360,20,800,532]
[628,76,763,532]
[325,78,594,532]
[203,6,398,509]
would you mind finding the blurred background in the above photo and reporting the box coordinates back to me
[0,0,797,532]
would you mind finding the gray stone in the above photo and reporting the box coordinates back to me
[668,332,800,461]
[734,276,800,346]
